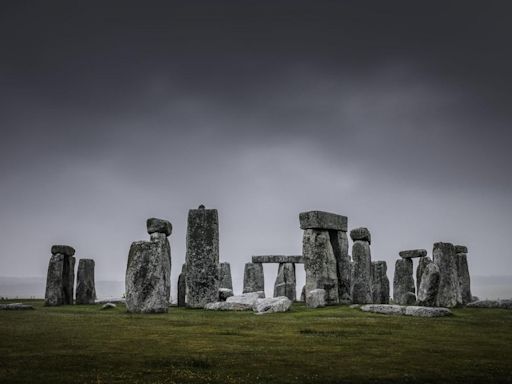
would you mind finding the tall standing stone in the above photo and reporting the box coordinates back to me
[433,242,460,308]
[350,228,372,304]
[76,259,96,304]
[219,262,233,291]
[393,258,415,305]
[125,218,172,313]
[177,263,187,307]
[371,261,389,304]
[331,230,352,303]
[185,206,220,308]
[455,245,472,305]
[416,256,433,294]
[273,263,296,301]
[243,262,265,295]
[45,245,75,306]
[417,263,440,307]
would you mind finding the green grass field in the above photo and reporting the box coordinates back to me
[1,300,511,384]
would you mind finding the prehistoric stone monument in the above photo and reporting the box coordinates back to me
[125,218,172,313]
[433,242,461,308]
[219,262,233,291]
[417,262,440,306]
[393,249,424,305]
[185,205,220,308]
[455,245,472,305]
[76,258,96,304]
[350,227,373,304]
[416,255,432,294]
[243,262,265,295]
[273,262,296,301]
[300,211,349,306]
[371,261,389,304]
[45,245,76,306]
[177,263,187,307]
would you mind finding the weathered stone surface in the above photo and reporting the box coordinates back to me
[361,304,405,315]
[146,217,172,236]
[306,288,326,308]
[243,262,265,294]
[351,240,372,304]
[273,263,296,301]
[399,249,427,259]
[331,230,351,303]
[433,242,460,308]
[371,261,390,304]
[404,306,452,317]
[101,303,117,310]
[254,297,292,314]
[226,292,265,306]
[349,227,371,244]
[76,259,96,305]
[96,298,125,304]
[417,263,440,307]
[150,232,167,242]
[185,207,220,308]
[393,258,415,306]
[204,301,253,311]
[300,285,306,302]
[251,255,304,264]
[219,262,233,290]
[218,288,234,301]
[299,211,348,231]
[455,252,472,305]
[177,263,187,307]
[44,253,75,306]
[455,245,468,254]
[467,299,512,309]
[51,245,75,257]
[125,239,171,313]
[303,229,339,305]
[416,257,433,294]
[0,303,34,310]
[403,292,417,305]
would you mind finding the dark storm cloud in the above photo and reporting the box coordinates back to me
[1,1,511,297]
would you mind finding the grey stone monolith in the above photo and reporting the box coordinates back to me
[393,258,415,305]
[45,246,75,306]
[416,256,433,294]
[76,259,96,305]
[417,262,440,306]
[350,229,372,304]
[219,262,233,291]
[300,285,306,302]
[303,229,339,305]
[455,246,472,305]
[433,242,460,308]
[273,263,296,301]
[185,206,220,308]
[243,262,265,295]
[177,263,187,307]
[331,230,351,304]
[371,261,389,304]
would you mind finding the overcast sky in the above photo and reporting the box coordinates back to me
[1,1,511,297]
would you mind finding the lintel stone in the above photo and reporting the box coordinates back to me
[252,255,304,264]
[299,211,347,231]
[399,249,427,259]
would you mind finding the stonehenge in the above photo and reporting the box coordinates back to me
[125,218,172,313]
[273,263,296,301]
[177,263,187,307]
[433,242,460,307]
[416,256,432,294]
[417,263,440,306]
[371,261,389,304]
[351,227,373,304]
[455,245,472,305]
[393,256,416,305]
[45,245,76,306]
[185,206,220,308]
[219,262,233,291]
[76,259,96,304]
[243,262,265,294]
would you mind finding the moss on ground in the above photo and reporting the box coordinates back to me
[1,300,511,383]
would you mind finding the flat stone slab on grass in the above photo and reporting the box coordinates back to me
[204,302,253,311]
[96,298,126,304]
[399,249,428,259]
[467,299,512,309]
[226,292,265,306]
[251,255,304,264]
[0,303,34,310]
[299,211,348,231]
[253,297,292,314]
[101,303,117,310]
[360,304,452,317]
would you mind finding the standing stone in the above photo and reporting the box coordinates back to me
[76,259,96,304]
[219,262,233,291]
[300,285,306,302]
[303,229,339,305]
[351,228,372,304]
[393,258,415,305]
[417,263,440,307]
[44,245,75,306]
[416,256,433,294]
[185,206,220,308]
[433,242,460,308]
[177,263,187,307]
[243,262,265,295]
[371,261,389,304]
[331,230,352,304]
[455,245,472,305]
[273,263,296,301]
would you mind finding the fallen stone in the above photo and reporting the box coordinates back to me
[253,297,292,314]
[0,303,34,310]
[51,245,75,257]
[76,259,96,305]
[360,304,405,315]
[243,262,265,294]
[226,291,265,306]
[433,242,460,308]
[251,255,304,264]
[331,230,351,304]
[299,211,348,231]
[350,227,371,244]
[204,301,253,311]
[177,264,187,307]
[371,261,390,304]
[273,263,296,301]
[306,289,326,308]
[399,249,427,259]
[404,306,452,317]
[416,257,433,294]
[101,303,117,310]
[96,298,125,304]
[467,299,512,309]
[393,258,415,305]
[219,262,233,290]
[185,206,220,308]
[417,263,440,307]
[218,288,234,301]
[455,245,468,254]
[351,240,372,304]
[146,217,172,236]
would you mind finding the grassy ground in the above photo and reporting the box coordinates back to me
[1,300,511,384]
